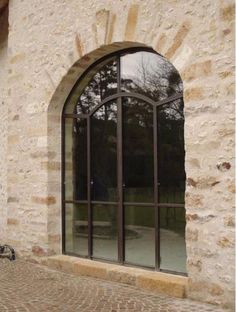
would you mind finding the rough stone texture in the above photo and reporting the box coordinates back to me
[0,5,8,243]
[45,255,187,298]
[0,0,234,309]
[0,259,229,312]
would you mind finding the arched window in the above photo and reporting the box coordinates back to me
[62,48,186,274]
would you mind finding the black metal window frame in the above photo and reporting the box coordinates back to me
[61,47,185,275]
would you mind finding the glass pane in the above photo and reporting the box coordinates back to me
[158,98,186,272]
[121,51,182,102]
[65,203,88,257]
[64,118,87,201]
[123,98,154,202]
[65,58,117,114]
[160,206,186,273]
[91,102,117,201]
[125,205,155,267]
[92,204,118,261]
[158,99,185,204]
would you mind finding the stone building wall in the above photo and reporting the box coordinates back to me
[0,0,234,308]
[0,5,8,242]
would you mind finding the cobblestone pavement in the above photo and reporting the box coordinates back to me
[0,259,229,312]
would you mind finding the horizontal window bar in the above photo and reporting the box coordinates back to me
[124,202,155,206]
[157,203,184,208]
[63,113,88,118]
[64,200,88,204]
[63,92,184,118]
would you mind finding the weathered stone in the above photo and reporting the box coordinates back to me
[106,13,116,44]
[165,21,190,59]
[186,213,199,221]
[32,246,47,257]
[227,183,235,193]
[7,218,19,225]
[124,4,139,41]
[30,151,56,159]
[95,9,110,45]
[186,214,215,223]
[209,284,224,296]
[185,87,204,101]
[220,4,235,21]
[185,193,203,208]
[7,196,19,203]
[217,162,231,171]
[217,237,234,248]
[31,196,56,205]
[182,60,212,81]
[74,259,108,279]
[186,228,198,241]
[41,161,61,170]
[224,216,235,227]
[155,33,166,53]
[187,177,197,187]
[218,71,232,79]
[48,234,61,243]
[107,267,137,285]
[8,134,19,145]
[187,176,221,189]
[136,272,187,298]
[187,259,202,272]
[9,53,26,64]
[75,33,84,57]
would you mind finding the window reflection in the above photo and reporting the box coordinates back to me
[123,97,154,203]
[64,58,117,114]
[121,51,182,102]
[91,102,117,201]
[158,98,186,273]
[125,205,155,267]
[65,118,87,201]
[92,204,118,261]
[65,203,88,257]
[158,99,185,204]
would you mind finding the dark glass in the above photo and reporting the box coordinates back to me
[64,118,73,201]
[64,118,87,201]
[73,118,87,200]
[124,205,155,267]
[65,203,88,256]
[92,204,118,261]
[91,102,117,201]
[121,51,182,102]
[123,97,154,202]
[157,99,185,204]
[64,58,117,114]
[157,98,186,273]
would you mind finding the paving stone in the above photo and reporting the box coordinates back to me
[0,259,229,312]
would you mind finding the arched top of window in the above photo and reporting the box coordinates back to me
[63,48,183,115]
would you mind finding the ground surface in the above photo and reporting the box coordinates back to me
[0,259,229,312]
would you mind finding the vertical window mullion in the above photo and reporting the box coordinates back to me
[117,96,124,263]
[153,105,160,270]
[117,56,124,263]
[87,116,92,258]
[62,115,66,254]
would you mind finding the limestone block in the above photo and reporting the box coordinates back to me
[73,259,108,279]
[136,272,187,298]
